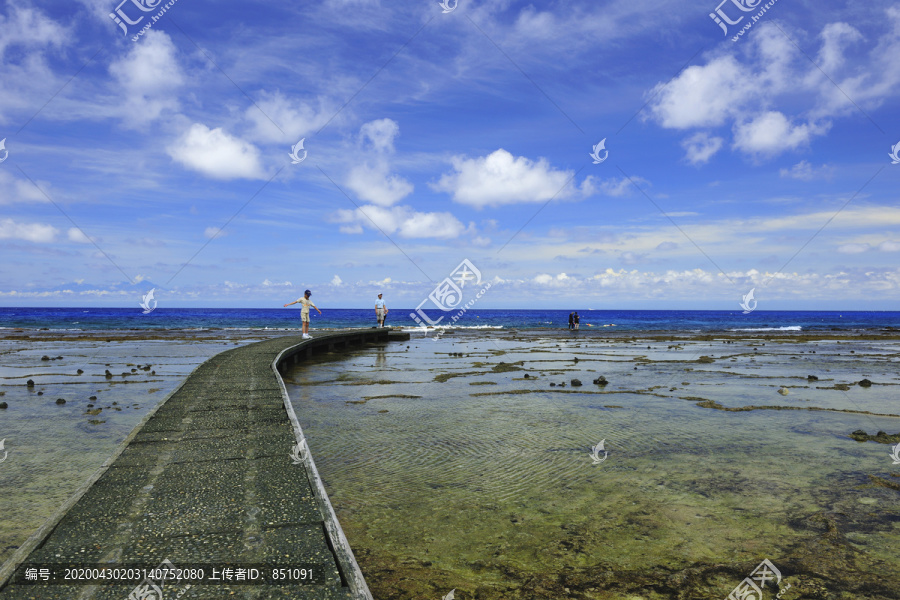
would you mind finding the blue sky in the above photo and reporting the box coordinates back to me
[1,0,899,310]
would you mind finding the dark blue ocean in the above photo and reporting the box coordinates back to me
[1,307,898,332]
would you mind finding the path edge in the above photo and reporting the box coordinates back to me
[272,337,375,600]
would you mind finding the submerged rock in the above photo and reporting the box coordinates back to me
[0,402,7,409]
[571,379,582,387]
[56,398,66,405]
[807,375,818,381]
[26,379,34,388]
[593,376,608,386]
[777,387,789,395]
[858,378,873,387]
[104,370,113,379]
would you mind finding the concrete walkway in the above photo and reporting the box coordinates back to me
[0,329,404,600]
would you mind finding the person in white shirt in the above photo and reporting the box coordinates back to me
[375,293,388,328]
[283,289,321,338]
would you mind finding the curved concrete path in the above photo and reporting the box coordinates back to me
[0,329,404,599]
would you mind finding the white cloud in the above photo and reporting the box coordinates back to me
[359,118,400,152]
[204,227,225,239]
[534,273,575,286]
[682,132,724,165]
[0,171,52,204]
[67,228,93,243]
[344,119,413,207]
[331,275,343,286]
[345,164,413,207]
[880,241,900,252]
[647,14,900,159]
[779,160,834,181]
[0,218,57,243]
[732,112,828,156]
[244,91,334,143]
[589,176,648,197]
[816,22,863,74]
[168,124,267,180]
[435,149,578,208]
[0,6,65,59]
[108,30,183,125]
[333,205,466,239]
[648,55,745,129]
[837,243,870,254]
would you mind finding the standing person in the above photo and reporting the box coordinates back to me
[375,293,388,328]
[283,289,321,339]
[574,312,580,330]
[568,312,575,330]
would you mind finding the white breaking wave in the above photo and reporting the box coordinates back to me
[729,326,802,332]
[401,325,504,333]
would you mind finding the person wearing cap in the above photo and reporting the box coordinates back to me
[284,289,321,339]
[375,293,388,328]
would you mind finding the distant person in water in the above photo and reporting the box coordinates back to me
[574,312,580,330]
[283,289,321,339]
[375,293,388,328]
[568,312,575,330]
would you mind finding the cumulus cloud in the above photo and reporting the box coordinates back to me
[346,164,413,206]
[648,55,745,129]
[434,149,576,208]
[108,30,183,125]
[333,204,466,239]
[534,273,572,285]
[67,228,93,243]
[732,112,829,156]
[682,132,724,165]
[0,218,57,242]
[244,91,334,143]
[0,6,65,59]
[359,118,400,151]
[647,14,900,159]
[168,124,267,180]
[344,118,413,207]
[331,275,343,286]
[204,227,225,239]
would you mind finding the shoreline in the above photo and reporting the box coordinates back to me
[4,326,900,341]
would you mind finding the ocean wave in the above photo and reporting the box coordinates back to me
[728,326,802,332]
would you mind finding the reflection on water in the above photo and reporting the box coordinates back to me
[288,333,900,600]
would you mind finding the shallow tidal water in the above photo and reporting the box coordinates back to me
[0,331,274,567]
[286,331,900,600]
